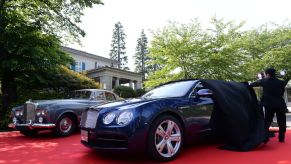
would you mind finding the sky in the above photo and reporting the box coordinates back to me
[67,0,291,71]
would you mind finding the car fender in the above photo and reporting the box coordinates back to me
[52,108,79,123]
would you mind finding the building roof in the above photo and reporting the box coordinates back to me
[87,66,143,78]
[62,46,119,64]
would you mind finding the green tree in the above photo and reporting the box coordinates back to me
[145,18,245,88]
[109,22,128,70]
[0,0,103,126]
[145,18,291,89]
[134,29,150,81]
[239,23,291,80]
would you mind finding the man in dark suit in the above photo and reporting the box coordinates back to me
[251,68,289,142]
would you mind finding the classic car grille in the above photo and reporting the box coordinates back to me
[23,103,36,123]
[81,110,99,129]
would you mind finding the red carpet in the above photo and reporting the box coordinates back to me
[0,130,291,164]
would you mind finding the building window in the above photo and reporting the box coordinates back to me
[95,62,98,69]
[71,62,85,72]
[71,64,76,71]
[82,62,86,71]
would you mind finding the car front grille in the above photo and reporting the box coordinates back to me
[23,102,36,123]
[81,110,99,129]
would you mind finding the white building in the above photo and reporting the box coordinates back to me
[62,47,119,72]
[62,47,142,91]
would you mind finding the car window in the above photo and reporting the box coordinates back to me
[95,91,105,100]
[69,91,92,99]
[142,80,196,98]
[105,92,116,101]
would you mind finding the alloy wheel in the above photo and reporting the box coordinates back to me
[155,120,182,158]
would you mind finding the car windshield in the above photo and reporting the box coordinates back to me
[142,80,196,98]
[69,90,92,99]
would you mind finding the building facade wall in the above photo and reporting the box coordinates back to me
[70,53,116,72]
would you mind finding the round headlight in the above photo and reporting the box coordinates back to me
[103,113,116,125]
[38,117,44,123]
[117,111,133,125]
[41,110,46,115]
[13,117,17,123]
[37,109,46,116]
[20,111,23,116]
[15,111,20,116]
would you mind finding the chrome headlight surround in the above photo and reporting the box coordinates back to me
[15,110,23,117]
[116,111,133,126]
[103,112,116,125]
[36,109,47,116]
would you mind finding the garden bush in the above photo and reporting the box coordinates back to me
[114,86,136,98]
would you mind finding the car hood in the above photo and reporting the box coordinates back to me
[29,99,104,109]
[93,98,151,109]
[92,97,173,113]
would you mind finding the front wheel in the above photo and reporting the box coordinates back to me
[147,115,183,162]
[54,114,76,137]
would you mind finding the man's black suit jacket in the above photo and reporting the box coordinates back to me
[251,77,289,109]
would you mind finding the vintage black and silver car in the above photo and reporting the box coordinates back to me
[9,89,119,136]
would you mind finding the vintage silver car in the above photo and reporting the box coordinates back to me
[9,89,119,136]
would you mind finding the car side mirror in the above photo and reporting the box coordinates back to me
[196,89,213,97]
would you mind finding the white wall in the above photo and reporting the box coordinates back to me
[70,53,118,72]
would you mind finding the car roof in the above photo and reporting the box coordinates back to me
[158,79,199,87]
[75,89,113,92]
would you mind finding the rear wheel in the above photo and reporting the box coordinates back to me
[147,115,183,162]
[54,114,76,137]
[20,130,38,136]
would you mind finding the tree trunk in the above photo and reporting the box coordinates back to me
[0,71,17,122]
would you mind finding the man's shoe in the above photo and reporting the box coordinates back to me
[279,133,285,142]
[279,138,285,142]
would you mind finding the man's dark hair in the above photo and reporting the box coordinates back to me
[265,67,276,77]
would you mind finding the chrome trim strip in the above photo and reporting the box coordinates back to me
[8,123,56,129]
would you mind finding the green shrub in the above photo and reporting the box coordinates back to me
[135,88,147,97]
[114,86,136,98]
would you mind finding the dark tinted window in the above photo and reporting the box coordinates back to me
[70,91,91,99]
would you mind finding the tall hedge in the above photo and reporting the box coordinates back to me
[113,86,136,98]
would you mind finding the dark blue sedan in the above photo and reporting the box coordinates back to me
[80,80,214,161]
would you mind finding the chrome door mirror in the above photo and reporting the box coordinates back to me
[197,89,213,97]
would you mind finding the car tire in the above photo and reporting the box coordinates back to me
[20,130,38,136]
[54,114,76,137]
[147,115,184,162]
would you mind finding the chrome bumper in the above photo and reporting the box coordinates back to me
[8,123,56,130]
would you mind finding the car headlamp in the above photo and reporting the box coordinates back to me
[38,117,44,123]
[103,113,116,125]
[36,109,46,116]
[117,111,133,125]
[15,111,20,116]
[15,110,23,116]
[13,117,17,124]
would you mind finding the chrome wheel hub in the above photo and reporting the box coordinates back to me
[155,120,181,158]
[59,117,72,133]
